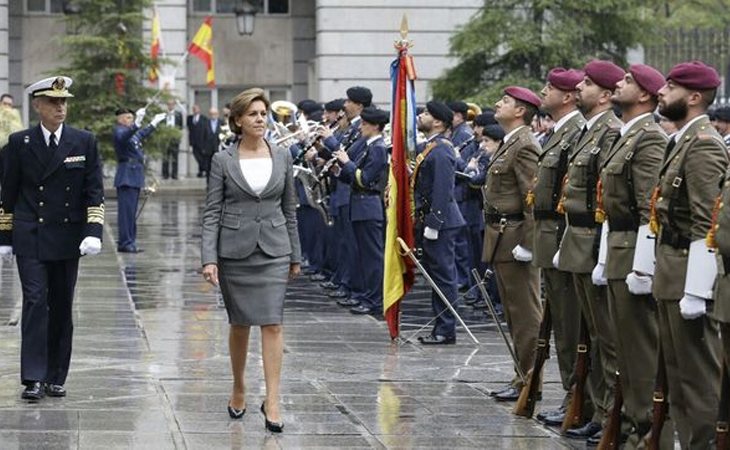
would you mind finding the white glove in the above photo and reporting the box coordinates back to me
[424,226,439,241]
[0,245,12,260]
[511,245,533,262]
[632,224,656,275]
[626,271,653,295]
[150,113,166,127]
[591,262,607,286]
[679,293,707,320]
[552,250,560,269]
[79,236,102,256]
[134,108,146,128]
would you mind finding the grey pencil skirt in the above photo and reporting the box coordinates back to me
[218,248,290,326]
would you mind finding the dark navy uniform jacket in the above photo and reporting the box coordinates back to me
[113,123,155,189]
[413,134,465,231]
[288,143,310,206]
[0,124,104,260]
[339,135,388,222]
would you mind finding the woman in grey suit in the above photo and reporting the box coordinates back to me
[201,88,301,432]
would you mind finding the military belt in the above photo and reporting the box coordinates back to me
[660,229,691,250]
[485,212,524,224]
[567,213,599,228]
[607,217,639,232]
[533,210,562,221]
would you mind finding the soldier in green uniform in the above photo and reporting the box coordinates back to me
[483,86,541,401]
[649,61,726,448]
[596,64,670,447]
[530,68,586,426]
[555,60,624,443]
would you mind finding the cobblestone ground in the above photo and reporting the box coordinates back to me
[0,194,589,449]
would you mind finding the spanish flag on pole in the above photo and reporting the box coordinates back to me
[189,16,215,87]
[383,17,417,340]
[148,7,162,83]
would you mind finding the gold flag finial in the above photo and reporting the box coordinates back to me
[395,14,413,50]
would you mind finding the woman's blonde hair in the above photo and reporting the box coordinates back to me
[228,87,270,135]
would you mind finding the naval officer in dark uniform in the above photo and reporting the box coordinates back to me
[413,101,466,344]
[0,76,104,400]
[334,106,389,314]
[112,107,166,253]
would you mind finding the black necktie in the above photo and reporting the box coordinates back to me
[663,138,676,162]
[49,133,57,151]
[576,126,588,145]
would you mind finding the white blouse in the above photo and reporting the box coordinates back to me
[239,158,272,195]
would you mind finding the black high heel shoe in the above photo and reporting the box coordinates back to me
[227,402,246,419]
[260,402,284,432]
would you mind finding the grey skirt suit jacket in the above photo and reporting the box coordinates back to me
[201,141,302,324]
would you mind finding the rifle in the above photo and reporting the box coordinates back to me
[513,300,552,417]
[642,347,667,450]
[717,362,730,450]
[597,371,623,449]
[562,315,591,432]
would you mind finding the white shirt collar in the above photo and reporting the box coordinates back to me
[351,116,361,125]
[502,125,527,144]
[40,123,63,147]
[367,134,382,146]
[620,112,653,137]
[674,114,707,143]
[585,110,610,131]
[553,110,581,133]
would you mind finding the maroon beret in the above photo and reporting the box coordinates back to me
[629,64,664,96]
[583,60,625,90]
[667,61,721,90]
[547,68,584,91]
[504,86,541,108]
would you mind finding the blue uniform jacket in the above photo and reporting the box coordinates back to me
[324,121,364,211]
[113,123,155,188]
[0,124,104,260]
[289,143,309,206]
[339,136,388,222]
[460,147,490,227]
[451,122,473,147]
[413,135,465,231]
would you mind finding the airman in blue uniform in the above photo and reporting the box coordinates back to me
[113,107,166,253]
[319,87,371,304]
[413,101,466,344]
[0,76,104,400]
[334,106,389,315]
[448,101,474,291]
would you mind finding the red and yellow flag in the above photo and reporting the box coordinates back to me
[148,7,162,82]
[188,16,215,87]
[383,33,418,339]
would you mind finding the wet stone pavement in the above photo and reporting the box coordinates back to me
[0,195,584,449]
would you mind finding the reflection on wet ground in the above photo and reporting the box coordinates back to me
[0,196,582,449]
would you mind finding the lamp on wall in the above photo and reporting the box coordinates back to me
[234,1,258,36]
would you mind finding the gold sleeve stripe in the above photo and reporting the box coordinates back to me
[87,205,105,225]
[0,211,13,230]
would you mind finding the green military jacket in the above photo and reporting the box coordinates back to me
[531,111,585,269]
[482,125,540,264]
[713,169,730,323]
[600,115,666,280]
[558,110,621,273]
[654,115,728,300]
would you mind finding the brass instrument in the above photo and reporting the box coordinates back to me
[466,102,482,124]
